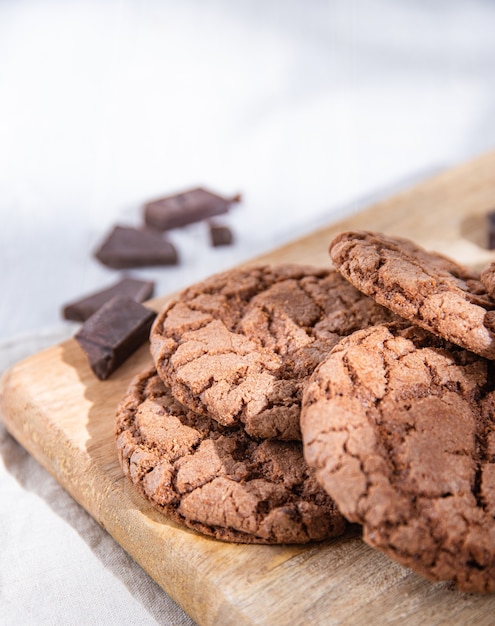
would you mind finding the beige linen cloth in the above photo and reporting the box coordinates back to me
[0,332,195,626]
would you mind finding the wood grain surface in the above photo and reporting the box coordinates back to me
[3,150,495,625]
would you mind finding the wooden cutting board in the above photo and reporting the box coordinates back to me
[3,151,495,625]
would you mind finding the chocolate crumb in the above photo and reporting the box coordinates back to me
[209,222,234,247]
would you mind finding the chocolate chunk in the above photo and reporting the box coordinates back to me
[209,222,234,247]
[487,210,495,249]
[143,187,241,231]
[75,296,156,380]
[94,225,178,268]
[63,278,155,322]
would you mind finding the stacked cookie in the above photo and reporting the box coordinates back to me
[115,264,397,544]
[115,235,495,591]
[302,231,495,592]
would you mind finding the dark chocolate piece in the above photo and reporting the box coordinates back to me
[63,277,155,322]
[94,225,178,268]
[209,222,234,247]
[487,210,495,249]
[75,296,156,380]
[143,187,241,231]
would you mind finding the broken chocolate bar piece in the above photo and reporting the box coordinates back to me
[94,225,178,268]
[63,277,155,322]
[143,187,241,231]
[209,222,234,247]
[75,296,156,380]
[487,210,495,249]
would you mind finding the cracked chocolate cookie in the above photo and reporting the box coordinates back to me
[150,264,398,440]
[329,231,495,359]
[301,323,495,592]
[116,368,346,544]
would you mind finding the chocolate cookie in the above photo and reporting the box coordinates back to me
[481,261,495,299]
[329,231,495,359]
[150,264,398,440]
[115,368,346,544]
[301,323,495,592]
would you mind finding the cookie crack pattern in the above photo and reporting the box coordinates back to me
[298,279,327,329]
[261,304,289,355]
[301,322,495,591]
[118,369,347,545]
[380,393,491,583]
[342,435,373,518]
[341,353,368,400]
[152,264,405,441]
[330,231,495,359]
[472,465,485,513]
[372,237,471,293]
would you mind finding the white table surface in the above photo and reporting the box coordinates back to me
[2,1,495,624]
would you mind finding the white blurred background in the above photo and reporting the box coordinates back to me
[2,0,495,345]
[2,1,495,624]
